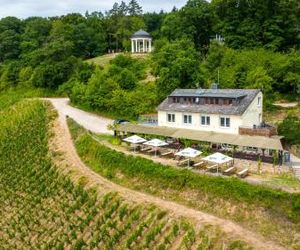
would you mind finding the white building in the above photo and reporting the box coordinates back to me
[157,88,263,135]
[116,88,283,161]
[131,30,152,53]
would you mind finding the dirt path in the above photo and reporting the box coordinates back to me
[45,98,113,135]
[273,102,298,108]
[47,100,283,250]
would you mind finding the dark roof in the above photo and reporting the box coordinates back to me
[131,29,151,38]
[157,89,261,116]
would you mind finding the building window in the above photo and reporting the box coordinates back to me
[183,114,192,124]
[167,113,175,123]
[257,97,261,106]
[201,116,210,126]
[220,117,230,128]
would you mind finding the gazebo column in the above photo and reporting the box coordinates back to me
[149,39,152,52]
[142,39,145,53]
[131,39,134,53]
[135,39,138,53]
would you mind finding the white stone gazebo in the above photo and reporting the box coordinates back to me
[131,29,152,53]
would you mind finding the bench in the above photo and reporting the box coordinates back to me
[148,148,157,153]
[193,161,204,168]
[237,168,249,178]
[161,150,173,157]
[129,145,140,151]
[223,166,236,175]
[140,146,152,152]
[206,164,218,172]
[178,159,189,166]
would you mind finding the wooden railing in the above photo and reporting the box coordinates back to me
[239,126,277,137]
[138,114,158,125]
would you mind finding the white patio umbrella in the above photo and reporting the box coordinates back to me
[143,139,169,156]
[203,152,233,173]
[175,147,202,167]
[123,135,147,152]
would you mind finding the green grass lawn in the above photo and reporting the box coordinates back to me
[86,53,150,67]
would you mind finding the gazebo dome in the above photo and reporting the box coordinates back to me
[131,29,151,39]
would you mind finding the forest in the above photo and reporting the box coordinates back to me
[0,0,300,142]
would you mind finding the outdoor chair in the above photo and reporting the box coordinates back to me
[237,168,249,178]
[223,166,236,176]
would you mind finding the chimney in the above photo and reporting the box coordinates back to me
[211,83,218,90]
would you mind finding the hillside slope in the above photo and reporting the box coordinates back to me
[0,98,255,249]
[86,53,149,67]
[49,101,289,249]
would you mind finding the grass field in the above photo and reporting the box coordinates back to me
[68,118,300,248]
[86,52,150,67]
[264,105,300,125]
[0,96,250,249]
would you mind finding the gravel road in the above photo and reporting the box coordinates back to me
[46,98,114,135]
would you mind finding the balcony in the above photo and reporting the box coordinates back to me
[239,124,278,137]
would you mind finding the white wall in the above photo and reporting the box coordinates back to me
[242,92,263,127]
[157,92,263,134]
[158,111,243,134]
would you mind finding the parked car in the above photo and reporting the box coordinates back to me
[114,119,129,125]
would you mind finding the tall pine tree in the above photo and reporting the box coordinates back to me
[128,0,143,16]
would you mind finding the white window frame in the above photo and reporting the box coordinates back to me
[167,113,175,123]
[200,115,210,126]
[220,116,230,128]
[257,97,261,107]
[183,114,192,125]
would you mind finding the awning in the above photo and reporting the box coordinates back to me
[116,124,283,151]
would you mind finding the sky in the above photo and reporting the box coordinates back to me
[0,0,187,19]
